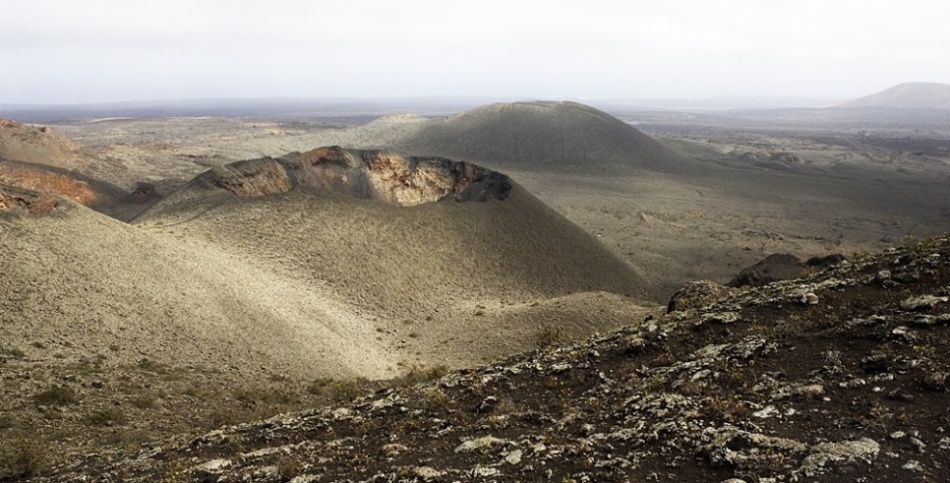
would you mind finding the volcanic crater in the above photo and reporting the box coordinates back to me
[193,146,512,207]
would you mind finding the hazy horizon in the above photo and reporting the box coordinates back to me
[3,1,949,105]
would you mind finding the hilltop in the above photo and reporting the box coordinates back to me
[389,101,691,174]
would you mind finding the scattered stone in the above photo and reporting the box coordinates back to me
[379,443,408,457]
[454,435,508,453]
[797,438,880,477]
[922,372,949,391]
[702,311,741,324]
[196,458,231,472]
[900,295,949,311]
[504,448,523,465]
[413,466,444,479]
[902,459,924,472]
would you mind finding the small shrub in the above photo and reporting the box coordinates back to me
[84,407,126,426]
[306,378,332,395]
[277,454,304,479]
[535,325,564,349]
[130,395,156,409]
[0,414,14,429]
[402,364,449,385]
[901,234,939,258]
[413,387,449,411]
[33,386,78,407]
[0,436,49,479]
[329,379,364,402]
[794,267,819,279]
[308,377,367,402]
[181,386,206,400]
[162,459,190,483]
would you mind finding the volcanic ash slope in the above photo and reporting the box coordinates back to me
[390,100,693,174]
[1,147,652,382]
[132,147,653,372]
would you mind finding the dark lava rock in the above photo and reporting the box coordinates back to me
[728,253,845,288]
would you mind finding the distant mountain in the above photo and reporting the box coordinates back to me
[838,82,950,109]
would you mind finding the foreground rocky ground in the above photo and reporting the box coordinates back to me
[6,234,947,482]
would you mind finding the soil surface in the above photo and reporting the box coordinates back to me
[22,234,950,482]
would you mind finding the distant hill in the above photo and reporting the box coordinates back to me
[839,82,950,109]
[391,101,691,173]
[0,118,82,168]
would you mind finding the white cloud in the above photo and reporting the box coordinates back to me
[2,0,949,103]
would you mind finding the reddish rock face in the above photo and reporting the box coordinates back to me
[0,163,98,206]
[0,184,60,215]
[196,147,511,206]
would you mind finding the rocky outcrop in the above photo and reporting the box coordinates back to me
[183,146,512,207]
[667,279,739,312]
[288,146,511,205]
[0,161,99,207]
[0,183,61,215]
[728,252,845,288]
[0,159,152,221]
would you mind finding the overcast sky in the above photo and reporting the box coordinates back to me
[2,0,949,105]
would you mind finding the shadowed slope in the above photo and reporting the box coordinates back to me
[392,101,691,173]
